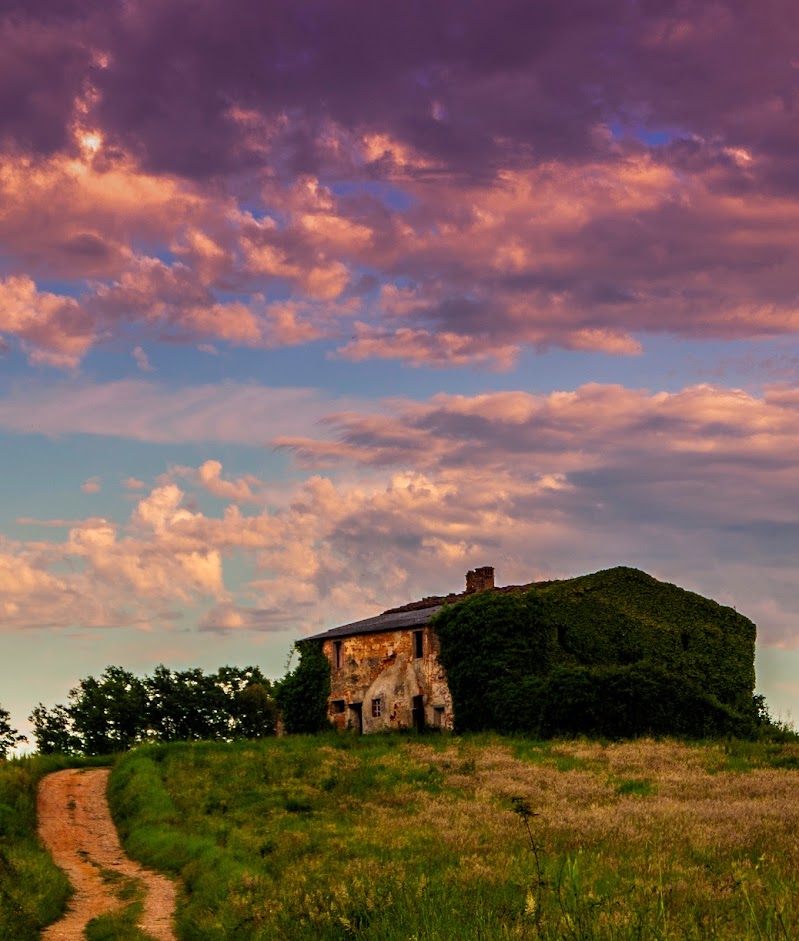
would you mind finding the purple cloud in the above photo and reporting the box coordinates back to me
[2,1,799,366]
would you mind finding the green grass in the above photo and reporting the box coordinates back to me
[0,753,106,941]
[85,904,152,941]
[83,864,162,941]
[612,776,655,797]
[107,734,799,940]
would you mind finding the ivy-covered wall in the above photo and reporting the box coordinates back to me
[433,567,758,738]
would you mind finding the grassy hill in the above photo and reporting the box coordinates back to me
[434,567,759,737]
[101,734,799,941]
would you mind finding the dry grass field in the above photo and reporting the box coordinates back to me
[105,734,799,940]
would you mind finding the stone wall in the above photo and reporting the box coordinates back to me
[323,625,453,733]
[466,566,495,593]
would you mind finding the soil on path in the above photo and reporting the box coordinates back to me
[38,767,177,941]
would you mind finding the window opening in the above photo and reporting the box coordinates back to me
[433,705,445,729]
[413,630,424,659]
[371,698,382,718]
[331,699,346,713]
[334,640,342,669]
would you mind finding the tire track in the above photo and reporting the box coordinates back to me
[38,768,176,941]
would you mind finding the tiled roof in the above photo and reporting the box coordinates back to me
[301,604,443,642]
[299,579,555,644]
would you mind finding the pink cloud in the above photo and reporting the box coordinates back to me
[132,346,153,372]
[336,324,520,370]
[3,376,799,645]
[276,382,799,490]
[80,476,101,494]
[173,460,265,505]
[5,126,799,368]
[0,275,93,367]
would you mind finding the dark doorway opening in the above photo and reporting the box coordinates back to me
[348,702,363,734]
[412,694,425,733]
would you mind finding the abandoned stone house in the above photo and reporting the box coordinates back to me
[301,566,497,733]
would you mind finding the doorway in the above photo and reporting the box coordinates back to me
[412,695,425,733]
[348,702,363,734]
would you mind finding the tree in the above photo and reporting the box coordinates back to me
[146,666,231,742]
[275,641,331,733]
[29,703,80,755]
[28,662,278,756]
[0,705,26,759]
[69,666,148,755]
[233,682,277,738]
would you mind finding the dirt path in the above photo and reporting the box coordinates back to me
[38,768,177,941]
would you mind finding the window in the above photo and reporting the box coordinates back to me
[371,698,382,718]
[331,699,346,714]
[433,705,445,729]
[334,640,342,670]
[413,630,424,659]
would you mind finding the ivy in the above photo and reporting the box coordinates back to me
[537,664,753,739]
[433,566,760,738]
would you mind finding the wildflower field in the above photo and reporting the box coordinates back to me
[107,734,799,940]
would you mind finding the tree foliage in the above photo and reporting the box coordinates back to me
[434,566,761,738]
[275,641,332,734]
[29,664,277,756]
[0,705,26,759]
[29,704,80,756]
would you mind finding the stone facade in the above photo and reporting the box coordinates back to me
[306,567,496,733]
[323,622,453,733]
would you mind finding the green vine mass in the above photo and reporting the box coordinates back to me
[433,566,760,738]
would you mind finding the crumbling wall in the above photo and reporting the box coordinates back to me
[323,626,453,733]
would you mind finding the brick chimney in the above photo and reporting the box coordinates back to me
[466,566,495,593]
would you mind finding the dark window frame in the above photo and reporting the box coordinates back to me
[334,639,342,669]
[413,630,424,659]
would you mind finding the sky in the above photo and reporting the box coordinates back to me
[3,0,799,745]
